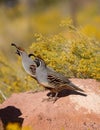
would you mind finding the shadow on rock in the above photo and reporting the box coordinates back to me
[0,106,24,130]
[47,89,87,98]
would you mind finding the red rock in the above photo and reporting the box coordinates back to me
[0,79,100,130]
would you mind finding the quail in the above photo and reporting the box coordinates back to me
[11,43,37,78]
[11,43,85,102]
[30,55,85,102]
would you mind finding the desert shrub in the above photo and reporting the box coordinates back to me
[30,21,100,80]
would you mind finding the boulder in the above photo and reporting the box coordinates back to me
[0,79,100,130]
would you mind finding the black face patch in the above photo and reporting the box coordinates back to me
[34,59,40,67]
[16,49,21,56]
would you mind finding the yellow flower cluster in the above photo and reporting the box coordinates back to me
[30,23,100,80]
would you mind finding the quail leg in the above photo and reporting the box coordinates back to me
[42,92,54,102]
[42,92,59,103]
[47,92,59,103]
[52,92,59,103]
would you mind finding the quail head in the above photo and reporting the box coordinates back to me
[33,57,85,102]
[11,43,37,78]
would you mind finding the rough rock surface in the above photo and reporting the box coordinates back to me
[0,79,100,130]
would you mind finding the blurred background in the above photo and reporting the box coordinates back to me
[0,0,100,54]
[0,0,100,102]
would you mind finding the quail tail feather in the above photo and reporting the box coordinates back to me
[68,82,84,92]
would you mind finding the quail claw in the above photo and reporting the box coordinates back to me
[42,93,59,103]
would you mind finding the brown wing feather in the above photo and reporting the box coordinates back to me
[47,74,84,92]
[47,67,84,92]
[47,74,70,87]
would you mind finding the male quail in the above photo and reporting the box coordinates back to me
[11,44,85,102]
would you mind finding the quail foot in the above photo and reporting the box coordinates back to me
[11,43,37,78]
[32,56,85,102]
